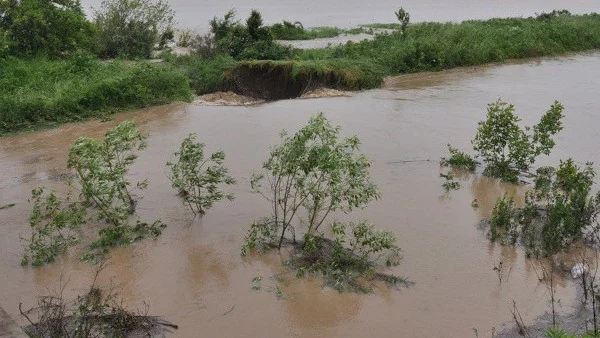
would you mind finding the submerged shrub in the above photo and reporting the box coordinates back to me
[472,100,564,183]
[487,159,600,256]
[68,121,165,254]
[243,113,402,292]
[21,187,87,266]
[166,133,236,216]
[94,0,175,59]
[440,144,477,171]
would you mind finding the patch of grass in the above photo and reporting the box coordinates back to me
[166,54,236,95]
[0,57,192,135]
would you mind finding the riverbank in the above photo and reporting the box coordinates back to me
[2,12,600,135]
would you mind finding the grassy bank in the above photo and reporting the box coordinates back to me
[3,12,600,135]
[297,13,600,79]
[0,56,192,135]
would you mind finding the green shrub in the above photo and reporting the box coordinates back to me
[68,121,165,254]
[472,100,564,183]
[246,113,380,251]
[94,0,174,59]
[166,133,236,215]
[21,187,87,266]
[487,159,600,256]
[0,0,96,58]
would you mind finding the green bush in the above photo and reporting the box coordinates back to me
[21,187,86,266]
[0,0,95,57]
[93,0,174,59]
[166,134,236,215]
[487,159,600,256]
[472,100,564,183]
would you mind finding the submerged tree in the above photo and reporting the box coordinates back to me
[488,159,600,256]
[166,133,236,216]
[243,113,404,292]
[472,100,564,183]
[442,100,564,183]
[68,121,164,251]
[21,187,87,266]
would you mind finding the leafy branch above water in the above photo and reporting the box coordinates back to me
[242,113,407,292]
[166,133,236,216]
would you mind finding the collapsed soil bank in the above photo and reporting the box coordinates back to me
[224,61,380,100]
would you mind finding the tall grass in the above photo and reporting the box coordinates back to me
[0,56,192,135]
[306,14,600,76]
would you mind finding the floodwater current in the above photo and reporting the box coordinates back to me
[81,0,600,31]
[2,52,600,337]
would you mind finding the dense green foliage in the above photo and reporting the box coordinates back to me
[0,0,95,57]
[472,100,564,182]
[242,113,401,291]
[68,121,165,252]
[166,133,236,215]
[269,20,359,40]
[295,13,600,84]
[488,159,600,256]
[21,187,86,266]
[0,57,192,135]
[93,0,175,58]
[209,9,292,60]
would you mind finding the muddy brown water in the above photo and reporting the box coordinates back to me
[82,0,600,31]
[2,52,600,337]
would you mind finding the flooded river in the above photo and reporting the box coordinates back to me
[2,52,600,336]
[81,0,600,31]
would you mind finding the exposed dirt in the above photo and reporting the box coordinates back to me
[193,92,265,106]
[300,88,352,99]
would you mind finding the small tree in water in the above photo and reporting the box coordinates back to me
[471,100,564,183]
[166,133,236,216]
[488,159,600,257]
[21,187,87,266]
[68,121,164,252]
[243,113,404,292]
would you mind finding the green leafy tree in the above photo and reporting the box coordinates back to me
[246,113,379,251]
[93,0,174,58]
[21,187,86,266]
[0,0,95,57]
[243,113,403,292]
[395,7,410,38]
[166,133,236,215]
[487,159,600,256]
[68,121,164,250]
[472,100,564,183]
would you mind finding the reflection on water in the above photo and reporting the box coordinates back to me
[2,52,600,336]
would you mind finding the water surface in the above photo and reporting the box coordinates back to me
[2,52,600,336]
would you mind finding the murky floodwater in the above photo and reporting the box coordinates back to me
[2,52,600,337]
[81,0,600,31]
